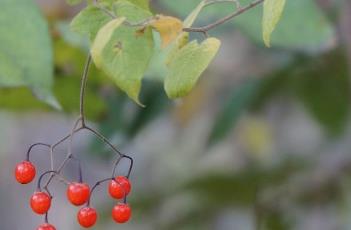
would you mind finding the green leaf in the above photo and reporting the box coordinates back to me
[262,0,286,47]
[165,38,220,98]
[70,6,112,41]
[0,0,59,109]
[208,78,262,145]
[66,0,82,5]
[91,1,154,105]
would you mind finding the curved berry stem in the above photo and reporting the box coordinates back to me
[112,155,134,179]
[87,177,114,206]
[37,170,70,191]
[45,212,49,223]
[26,142,51,161]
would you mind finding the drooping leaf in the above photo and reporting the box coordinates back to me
[0,0,59,109]
[70,5,112,41]
[165,38,220,98]
[262,0,286,47]
[150,15,183,48]
[208,78,262,145]
[91,1,154,105]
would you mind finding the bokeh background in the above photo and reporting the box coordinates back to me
[1,0,351,229]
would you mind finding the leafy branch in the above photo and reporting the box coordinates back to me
[70,0,286,105]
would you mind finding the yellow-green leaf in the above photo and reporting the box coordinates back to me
[150,15,183,48]
[91,1,154,105]
[91,18,126,67]
[66,0,82,5]
[165,38,221,98]
[262,0,286,47]
[183,0,206,28]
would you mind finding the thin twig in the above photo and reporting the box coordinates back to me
[183,0,264,33]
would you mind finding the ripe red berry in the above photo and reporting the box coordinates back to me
[30,192,51,215]
[36,223,56,230]
[67,182,90,206]
[15,161,36,184]
[108,176,131,199]
[112,203,131,223]
[77,207,98,228]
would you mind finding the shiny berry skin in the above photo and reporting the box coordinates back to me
[67,182,90,206]
[30,192,51,215]
[112,203,131,223]
[15,161,36,184]
[36,223,56,230]
[77,207,98,228]
[108,176,131,199]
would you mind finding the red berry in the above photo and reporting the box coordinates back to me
[30,192,51,215]
[67,182,90,206]
[15,161,36,184]
[77,207,98,228]
[36,223,56,230]
[108,176,131,199]
[112,203,131,223]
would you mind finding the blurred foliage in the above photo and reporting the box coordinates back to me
[252,49,350,135]
[161,0,334,50]
[208,78,262,145]
[0,0,58,108]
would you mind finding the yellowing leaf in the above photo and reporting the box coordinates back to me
[165,38,221,98]
[150,15,183,48]
[262,0,286,47]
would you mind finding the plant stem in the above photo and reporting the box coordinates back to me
[80,55,92,126]
[183,0,264,33]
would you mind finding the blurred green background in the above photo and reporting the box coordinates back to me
[1,0,351,229]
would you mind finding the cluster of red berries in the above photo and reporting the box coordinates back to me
[15,160,133,229]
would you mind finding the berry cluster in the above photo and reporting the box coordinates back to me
[14,56,135,229]
[15,157,133,229]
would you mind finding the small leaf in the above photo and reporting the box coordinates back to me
[91,1,154,105]
[66,0,82,5]
[183,0,206,28]
[70,5,111,41]
[165,38,220,98]
[150,15,183,48]
[262,0,286,47]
